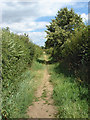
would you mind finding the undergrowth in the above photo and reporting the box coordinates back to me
[49,63,88,118]
[3,59,44,118]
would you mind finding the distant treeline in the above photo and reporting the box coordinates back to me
[2,27,43,117]
[45,8,89,84]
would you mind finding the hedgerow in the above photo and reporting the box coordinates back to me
[2,27,43,118]
[45,8,89,83]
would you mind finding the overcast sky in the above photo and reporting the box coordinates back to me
[0,0,89,46]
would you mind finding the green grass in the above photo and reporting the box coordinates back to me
[41,89,47,99]
[5,59,44,118]
[48,63,88,118]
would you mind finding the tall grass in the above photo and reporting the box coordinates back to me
[3,59,44,118]
[49,63,88,118]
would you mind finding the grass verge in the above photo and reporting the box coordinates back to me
[48,63,88,118]
[6,58,44,118]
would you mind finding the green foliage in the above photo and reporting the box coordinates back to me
[61,26,89,82]
[45,8,84,49]
[34,44,43,59]
[49,63,88,118]
[2,58,44,118]
[2,27,43,118]
[45,7,89,83]
[45,47,53,54]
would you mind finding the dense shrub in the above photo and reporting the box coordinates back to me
[45,8,89,83]
[2,27,43,118]
[45,47,53,54]
[34,44,43,59]
[60,26,89,83]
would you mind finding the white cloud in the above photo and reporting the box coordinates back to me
[0,0,89,2]
[28,32,47,46]
[0,0,89,46]
[1,1,88,25]
[1,20,49,33]
[81,13,88,23]
[0,0,80,24]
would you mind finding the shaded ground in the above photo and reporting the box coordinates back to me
[27,54,57,118]
[37,59,53,65]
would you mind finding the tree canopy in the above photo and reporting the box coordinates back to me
[45,8,89,83]
[45,8,84,49]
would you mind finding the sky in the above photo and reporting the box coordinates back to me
[0,0,89,46]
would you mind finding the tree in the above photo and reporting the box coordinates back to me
[45,8,85,60]
[45,8,89,83]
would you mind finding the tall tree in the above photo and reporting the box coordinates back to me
[45,8,85,60]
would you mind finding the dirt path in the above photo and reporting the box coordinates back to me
[27,54,57,118]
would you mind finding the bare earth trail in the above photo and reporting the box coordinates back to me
[27,54,57,118]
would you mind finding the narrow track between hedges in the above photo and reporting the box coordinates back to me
[27,54,57,118]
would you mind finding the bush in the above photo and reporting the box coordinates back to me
[2,27,43,118]
[45,7,89,83]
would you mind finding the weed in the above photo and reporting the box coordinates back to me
[49,63,88,118]
[34,97,39,102]
[41,89,47,98]
[4,59,44,118]
[45,100,48,104]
